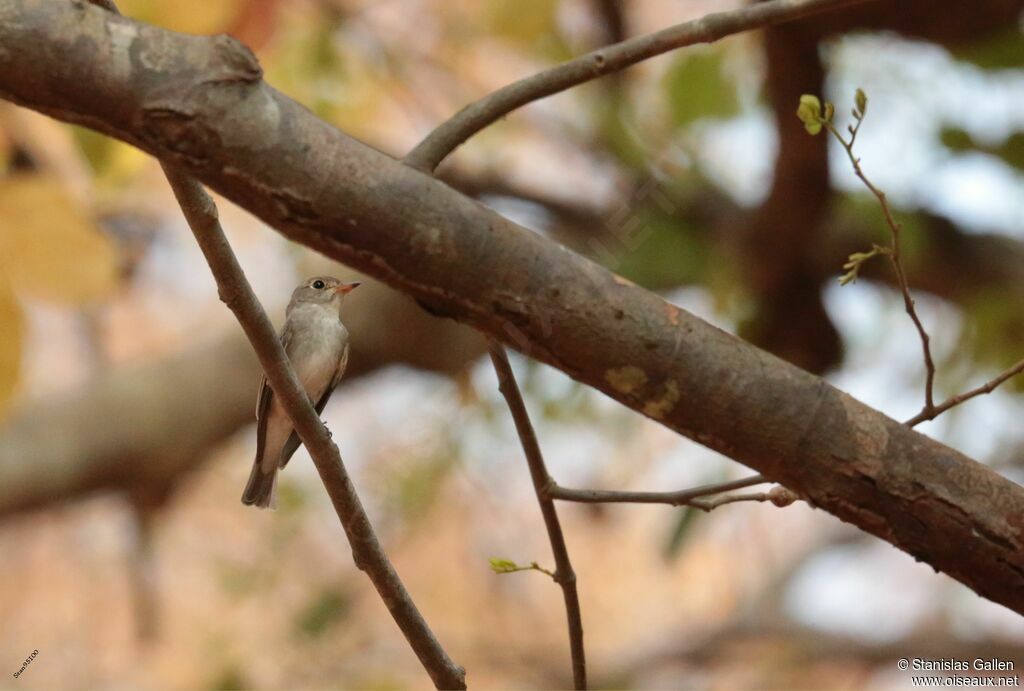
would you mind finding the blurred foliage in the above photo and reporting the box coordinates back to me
[216,560,265,598]
[949,27,1024,70]
[664,49,741,128]
[118,0,243,34]
[486,0,570,60]
[71,126,149,189]
[0,271,22,420]
[379,448,455,523]
[275,478,311,514]
[260,9,396,137]
[0,173,119,416]
[663,506,701,561]
[940,127,1024,172]
[263,12,347,122]
[594,94,650,170]
[614,208,711,290]
[209,665,248,691]
[0,175,119,303]
[960,289,1024,393]
[294,587,351,638]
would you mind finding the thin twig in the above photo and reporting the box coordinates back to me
[488,342,587,690]
[547,474,770,507]
[825,117,938,416]
[490,558,558,579]
[821,97,1024,426]
[905,358,1024,427]
[404,0,871,171]
[690,490,784,511]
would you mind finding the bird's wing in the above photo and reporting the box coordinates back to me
[253,325,293,469]
[279,342,349,469]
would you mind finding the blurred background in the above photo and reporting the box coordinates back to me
[1,0,1023,688]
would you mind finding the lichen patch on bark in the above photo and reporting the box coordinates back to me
[643,380,680,419]
[605,365,647,394]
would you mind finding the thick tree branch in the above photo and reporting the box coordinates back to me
[404,0,875,171]
[0,335,257,515]
[2,0,1022,615]
[0,296,483,517]
[488,343,586,690]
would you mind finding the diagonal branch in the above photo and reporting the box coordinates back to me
[2,0,1022,616]
[488,343,586,689]
[83,5,464,684]
[161,168,465,690]
[906,358,1024,427]
[404,0,874,171]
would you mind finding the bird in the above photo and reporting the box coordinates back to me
[242,276,360,509]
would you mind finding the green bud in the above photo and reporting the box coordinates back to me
[488,557,519,574]
[823,101,835,123]
[796,94,823,135]
[855,88,868,117]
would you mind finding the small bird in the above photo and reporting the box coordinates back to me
[242,276,360,509]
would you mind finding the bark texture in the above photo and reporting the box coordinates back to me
[0,0,1021,613]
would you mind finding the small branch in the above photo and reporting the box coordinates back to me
[404,0,871,172]
[689,488,796,511]
[808,93,1024,427]
[548,475,800,511]
[489,557,557,579]
[905,358,1024,427]
[488,343,587,690]
[821,98,939,418]
[160,168,464,690]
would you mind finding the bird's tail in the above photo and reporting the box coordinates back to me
[241,459,278,509]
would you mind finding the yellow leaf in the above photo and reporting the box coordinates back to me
[0,175,119,304]
[0,272,22,419]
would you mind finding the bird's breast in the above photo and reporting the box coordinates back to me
[287,305,349,392]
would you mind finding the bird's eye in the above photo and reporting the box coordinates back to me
[312,280,326,290]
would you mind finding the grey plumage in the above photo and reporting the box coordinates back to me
[242,276,359,509]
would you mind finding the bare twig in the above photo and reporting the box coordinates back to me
[546,474,772,508]
[404,0,871,171]
[488,343,587,690]
[905,358,1024,427]
[689,488,797,511]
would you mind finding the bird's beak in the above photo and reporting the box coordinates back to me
[335,281,361,294]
